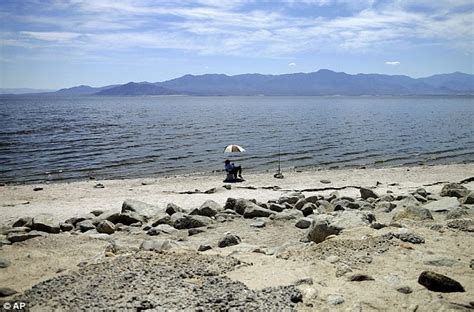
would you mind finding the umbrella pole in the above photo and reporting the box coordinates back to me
[274,140,284,179]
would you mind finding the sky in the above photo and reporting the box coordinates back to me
[0,0,473,89]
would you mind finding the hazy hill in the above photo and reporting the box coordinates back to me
[95,82,179,96]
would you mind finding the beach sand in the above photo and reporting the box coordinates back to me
[0,164,473,310]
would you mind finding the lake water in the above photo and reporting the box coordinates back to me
[1,95,473,183]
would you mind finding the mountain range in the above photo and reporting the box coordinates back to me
[6,70,474,96]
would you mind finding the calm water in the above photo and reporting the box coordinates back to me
[0,95,473,183]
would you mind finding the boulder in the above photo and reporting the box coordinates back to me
[149,212,172,227]
[440,183,469,198]
[224,197,237,210]
[375,201,396,212]
[268,203,286,212]
[140,239,175,251]
[198,244,212,252]
[306,215,340,243]
[295,217,313,229]
[301,203,317,216]
[65,215,91,226]
[121,199,161,220]
[146,228,160,236]
[391,206,433,222]
[31,214,60,233]
[278,192,304,205]
[7,231,44,243]
[273,209,304,220]
[232,199,265,216]
[12,217,33,228]
[0,287,17,297]
[461,192,474,204]
[60,222,74,232]
[418,271,465,292]
[155,224,178,235]
[379,194,395,202]
[330,210,375,229]
[218,234,241,248]
[165,203,183,215]
[107,211,145,226]
[243,206,274,218]
[306,195,321,204]
[396,195,421,208]
[171,213,212,229]
[316,200,333,213]
[360,187,379,200]
[446,218,474,232]
[96,220,116,234]
[393,231,425,244]
[446,208,470,220]
[191,200,221,217]
[294,198,308,210]
[77,220,96,232]
[423,197,460,212]
[188,228,205,236]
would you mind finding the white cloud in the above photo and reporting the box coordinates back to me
[385,61,401,65]
[288,62,296,66]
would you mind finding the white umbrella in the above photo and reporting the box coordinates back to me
[223,144,246,153]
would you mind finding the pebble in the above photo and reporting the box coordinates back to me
[33,187,43,191]
[396,286,413,294]
[198,244,212,252]
[0,287,17,297]
[0,258,11,268]
[418,271,465,292]
[327,294,344,305]
[250,220,266,228]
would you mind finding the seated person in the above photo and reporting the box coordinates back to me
[224,159,243,179]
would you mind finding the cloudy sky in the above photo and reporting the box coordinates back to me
[1,0,473,89]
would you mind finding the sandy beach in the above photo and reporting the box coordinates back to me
[1,163,473,311]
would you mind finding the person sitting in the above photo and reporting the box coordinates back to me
[224,159,243,180]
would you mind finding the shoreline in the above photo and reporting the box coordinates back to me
[1,163,472,227]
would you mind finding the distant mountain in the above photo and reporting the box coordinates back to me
[0,88,54,94]
[7,70,473,97]
[95,82,179,96]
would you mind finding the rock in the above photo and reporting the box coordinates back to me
[295,217,313,229]
[165,203,183,215]
[446,218,474,232]
[278,192,304,205]
[171,213,212,229]
[192,200,221,217]
[65,215,89,226]
[306,195,321,203]
[371,222,387,229]
[60,222,74,232]
[273,209,304,220]
[188,228,205,236]
[301,203,317,216]
[317,200,333,213]
[110,211,145,226]
[346,274,375,281]
[224,197,237,210]
[330,210,375,228]
[415,188,428,197]
[140,239,174,251]
[268,203,286,212]
[418,271,465,292]
[146,228,160,236]
[461,192,474,204]
[121,199,161,220]
[0,287,17,297]
[320,179,331,184]
[7,230,44,243]
[396,286,413,294]
[12,217,33,228]
[391,206,433,222]
[423,257,457,267]
[243,206,274,218]
[33,187,43,191]
[396,195,421,208]
[232,198,261,215]
[375,201,396,212]
[446,208,470,220]
[414,194,428,203]
[149,212,172,227]
[306,215,340,243]
[250,220,266,228]
[96,220,116,234]
[31,214,60,233]
[198,244,212,252]
[440,183,469,198]
[327,294,345,305]
[393,232,425,244]
[155,224,178,234]
[90,209,104,216]
[360,187,379,200]
[7,227,30,233]
[218,234,241,248]
[379,194,395,202]
[423,197,460,212]
[294,198,308,210]
[94,183,104,188]
[0,258,11,268]
[76,220,96,232]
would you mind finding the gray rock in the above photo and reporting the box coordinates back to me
[90,209,105,216]
[317,200,333,213]
[268,203,286,212]
[171,213,212,229]
[0,287,17,297]
[379,194,395,202]
[301,203,317,216]
[391,206,433,222]
[31,213,61,233]
[60,222,74,232]
[396,286,413,294]
[446,208,470,220]
[156,224,178,234]
[96,220,115,234]
[393,232,425,244]
[188,228,205,236]
[192,200,221,217]
[146,228,160,236]
[418,271,465,292]
[320,179,331,184]
[330,210,375,229]
[446,218,474,232]
[440,183,469,198]
[7,227,30,233]
[65,215,89,226]
[414,194,428,203]
[273,209,304,220]
[375,201,396,212]
[140,239,174,251]
[77,220,96,232]
[121,199,161,220]
[295,217,313,229]
[346,274,375,282]
[370,222,387,229]
[423,258,457,267]
[233,198,261,215]
[198,244,212,252]
[306,215,340,243]
[12,217,33,228]
[243,206,274,218]
[149,212,172,227]
[306,195,321,203]
[7,230,44,243]
[415,188,428,197]
[218,234,241,248]
[294,198,308,210]
[0,258,11,268]
[423,197,460,212]
[327,294,344,305]
[250,220,266,228]
[360,187,379,200]
[165,203,183,215]
[278,192,304,205]
[461,192,474,204]
[224,197,237,210]
[111,211,145,226]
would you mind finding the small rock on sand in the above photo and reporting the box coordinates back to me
[218,234,241,248]
[0,287,18,297]
[360,187,379,200]
[418,271,465,292]
[327,294,345,305]
[0,258,11,268]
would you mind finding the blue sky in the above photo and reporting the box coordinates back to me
[1,0,473,89]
